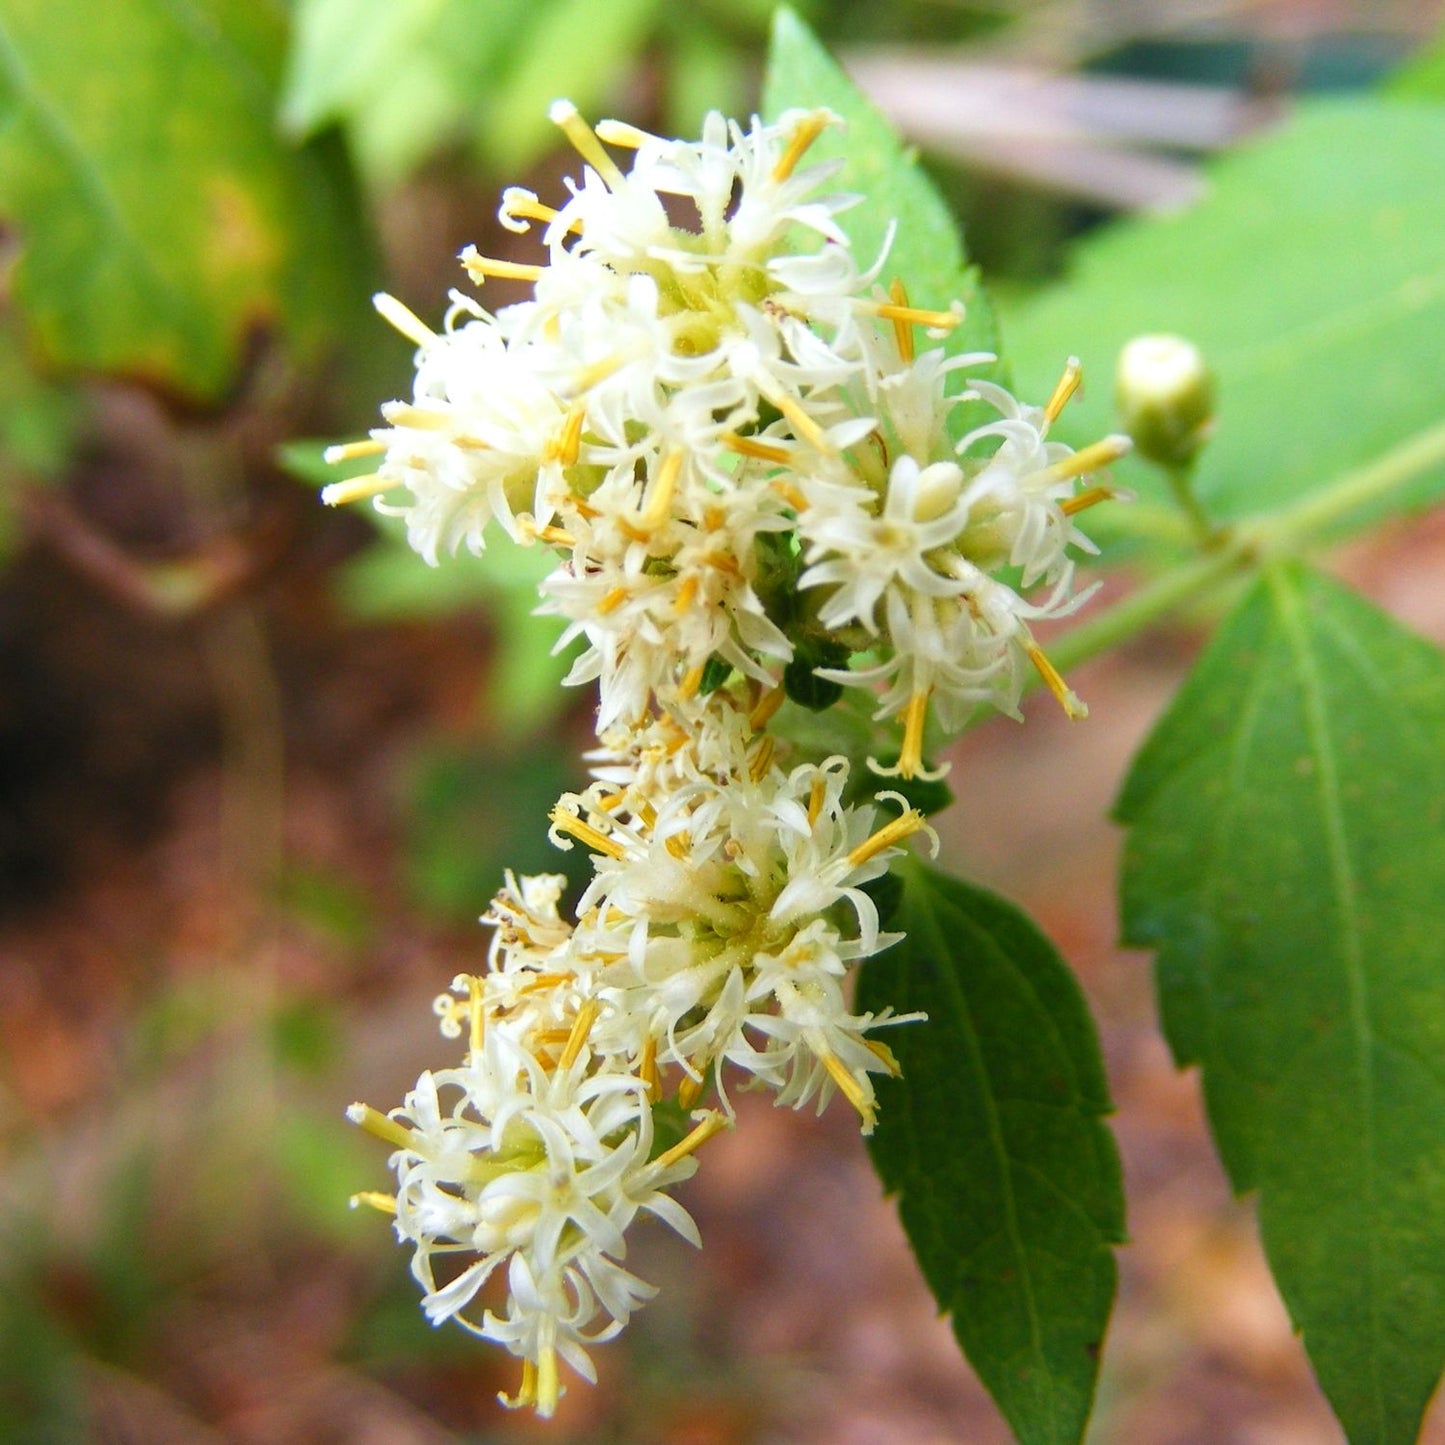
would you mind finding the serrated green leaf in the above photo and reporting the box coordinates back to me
[478,0,661,173]
[1116,561,1445,1443]
[762,9,1002,406]
[856,859,1123,1445]
[0,0,372,402]
[1004,100,1445,551]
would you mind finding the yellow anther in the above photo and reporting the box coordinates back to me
[1041,434,1131,485]
[654,1108,729,1169]
[553,404,586,466]
[320,473,397,507]
[675,1073,706,1111]
[848,808,927,869]
[528,523,576,548]
[771,478,808,512]
[1024,640,1088,719]
[674,574,699,613]
[548,805,627,859]
[638,451,683,531]
[821,1051,876,1131]
[768,390,830,452]
[888,278,914,363]
[720,433,793,465]
[373,292,436,347]
[548,99,627,188]
[558,998,601,1069]
[349,1190,398,1215]
[594,117,652,149]
[381,403,451,430]
[864,1037,902,1074]
[596,586,630,615]
[639,1035,660,1100]
[567,353,627,396]
[323,438,386,464]
[498,186,568,232]
[1059,484,1116,517]
[749,684,786,731]
[679,663,705,699]
[459,246,545,285]
[898,688,930,781]
[1044,356,1084,425]
[749,734,776,783]
[807,775,826,826]
[346,1103,416,1151]
[467,974,485,1058]
[771,110,832,183]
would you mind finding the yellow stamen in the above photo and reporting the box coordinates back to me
[1044,356,1083,425]
[549,99,626,188]
[821,1051,876,1130]
[772,110,831,183]
[675,1073,706,1111]
[1059,485,1115,517]
[749,684,785,731]
[323,438,386,464]
[382,403,451,430]
[888,278,914,362]
[654,1109,729,1169]
[848,808,926,869]
[373,292,435,347]
[679,663,705,699]
[558,998,601,1069]
[665,832,690,860]
[1041,434,1131,485]
[500,1358,538,1413]
[594,118,652,149]
[640,1036,659,1100]
[320,473,397,507]
[349,1190,398,1215]
[499,187,569,230]
[553,405,586,466]
[347,1103,415,1152]
[674,574,699,613]
[898,688,930,781]
[596,586,630,615]
[771,478,808,512]
[529,523,576,547]
[549,805,626,859]
[639,451,683,531]
[568,353,627,396]
[459,247,545,285]
[468,974,485,1058]
[1024,640,1088,719]
[720,433,792,465]
[749,735,776,783]
[537,1347,560,1417]
[807,775,826,826]
[769,390,830,452]
[864,1037,902,1075]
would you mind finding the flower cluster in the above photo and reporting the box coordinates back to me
[335,100,1123,1415]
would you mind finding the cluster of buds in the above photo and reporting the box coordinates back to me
[334,101,1125,1415]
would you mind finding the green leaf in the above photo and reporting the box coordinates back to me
[1115,562,1445,1443]
[0,0,372,403]
[1004,99,1445,550]
[1388,23,1445,99]
[856,859,1123,1445]
[762,9,1002,402]
[281,0,446,135]
[478,0,662,173]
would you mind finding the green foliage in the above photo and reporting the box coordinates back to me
[0,0,373,404]
[762,8,1002,412]
[1004,99,1445,554]
[1117,562,1445,1443]
[857,861,1124,1445]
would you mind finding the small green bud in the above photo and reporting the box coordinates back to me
[1114,334,1215,469]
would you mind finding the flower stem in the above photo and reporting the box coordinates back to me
[1046,414,1445,677]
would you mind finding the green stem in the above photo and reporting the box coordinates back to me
[1048,415,1445,677]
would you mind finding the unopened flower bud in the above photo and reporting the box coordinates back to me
[1115,334,1214,469]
